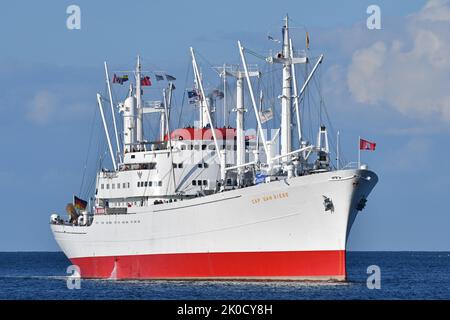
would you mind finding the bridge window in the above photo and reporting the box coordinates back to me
[101,184,104,189]
[192,180,197,186]
[143,162,157,170]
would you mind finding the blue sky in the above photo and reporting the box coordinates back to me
[1,0,449,251]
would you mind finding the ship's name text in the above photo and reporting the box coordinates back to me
[251,192,289,205]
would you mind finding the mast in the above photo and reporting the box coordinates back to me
[104,62,122,163]
[120,86,136,154]
[222,64,227,127]
[265,16,308,174]
[236,75,245,172]
[296,55,324,121]
[254,90,264,164]
[225,68,259,178]
[192,60,210,128]
[160,81,174,141]
[190,47,224,180]
[289,39,302,145]
[163,86,177,193]
[135,55,143,149]
[238,41,270,161]
[96,93,117,171]
[167,82,174,121]
[280,15,292,163]
[159,89,166,141]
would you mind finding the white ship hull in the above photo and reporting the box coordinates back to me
[51,168,377,280]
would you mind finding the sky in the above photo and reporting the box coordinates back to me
[0,0,449,251]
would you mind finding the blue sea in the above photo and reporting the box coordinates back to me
[0,252,449,300]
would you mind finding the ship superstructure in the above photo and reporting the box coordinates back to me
[50,16,378,280]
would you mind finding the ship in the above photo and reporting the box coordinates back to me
[50,16,378,281]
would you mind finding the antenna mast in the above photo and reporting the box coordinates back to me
[135,55,143,149]
[265,15,307,176]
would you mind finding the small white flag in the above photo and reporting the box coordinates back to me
[259,109,273,124]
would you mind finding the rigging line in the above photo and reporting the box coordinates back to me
[227,79,237,127]
[83,120,105,199]
[110,80,124,146]
[318,92,344,164]
[306,67,344,165]
[79,101,98,196]
[242,47,268,61]
[169,94,178,129]
[178,58,193,129]
[259,65,284,76]
[142,107,158,140]
[195,50,235,76]
[85,170,98,201]
[311,71,337,136]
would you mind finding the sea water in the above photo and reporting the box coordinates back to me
[0,252,449,300]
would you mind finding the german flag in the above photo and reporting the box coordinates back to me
[73,195,87,211]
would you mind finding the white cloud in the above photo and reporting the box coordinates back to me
[346,0,450,123]
[418,0,450,22]
[26,90,92,125]
[26,91,58,125]
[381,137,432,173]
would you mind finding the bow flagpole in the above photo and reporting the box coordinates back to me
[358,136,361,168]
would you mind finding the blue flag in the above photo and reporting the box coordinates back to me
[255,172,267,184]
[187,90,198,99]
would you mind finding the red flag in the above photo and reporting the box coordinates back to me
[360,138,376,151]
[141,76,151,86]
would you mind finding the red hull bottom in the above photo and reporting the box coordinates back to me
[70,250,346,281]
